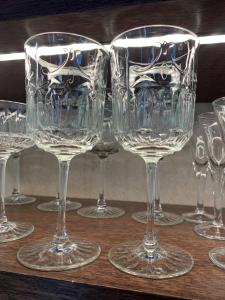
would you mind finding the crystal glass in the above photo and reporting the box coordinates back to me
[5,153,36,205]
[132,163,184,225]
[17,32,108,271]
[194,112,225,239]
[37,193,81,212]
[209,98,225,269]
[0,100,34,242]
[183,119,213,223]
[77,95,125,218]
[109,25,199,278]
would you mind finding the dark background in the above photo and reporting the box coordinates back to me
[0,0,224,103]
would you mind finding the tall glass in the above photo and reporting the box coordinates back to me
[5,153,36,205]
[194,112,225,239]
[0,101,34,242]
[183,119,213,223]
[17,32,108,271]
[209,97,225,269]
[109,25,199,278]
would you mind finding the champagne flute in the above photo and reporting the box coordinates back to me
[109,25,199,278]
[208,97,225,269]
[194,112,225,239]
[17,32,108,271]
[183,119,213,223]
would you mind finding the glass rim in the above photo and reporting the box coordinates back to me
[24,31,108,54]
[0,100,26,107]
[110,24,199,47]
[212,96,225,107]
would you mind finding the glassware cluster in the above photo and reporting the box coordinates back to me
[2,25,224,278]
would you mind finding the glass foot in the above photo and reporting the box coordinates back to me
[77,205,125,219]
[0,221,34,243]
[209,247,225,270]
[17,238,101,271]
[194,223,225,240]
[132,210,183,226]
[109,240,193,279]
[37,200,81,212]
[183,211,214,224]
[5,194,36,205]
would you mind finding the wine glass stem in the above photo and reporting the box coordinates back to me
[212,165,224,226]
[53,160,70,245]
[12,153,20,195]
[154,165,162,213]
[195,164,207,213]
[97,158,106,210]
[0,159,7,224]
[144,162,159,258]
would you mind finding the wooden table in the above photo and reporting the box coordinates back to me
[0,197,224,300]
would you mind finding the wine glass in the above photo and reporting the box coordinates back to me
[182,119,213,223]
[132,163,184,225]
[0,100,34,242]
[77,94,125,218]
[17,32,108,271]
[109,25,199,278]
[5,152,36,205]
[194,112,225,239]
[206,98,225,269]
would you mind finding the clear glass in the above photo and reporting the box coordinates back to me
[207,98,225,269]
[194,112,225,239]
[5,153,36,205]
[17,32,108,271]
[37,193,81,212]
[0,100,34,242]
[132,162,184,225]
[182,119,213,223]
[109,25,199,278]
[77,95,125,219]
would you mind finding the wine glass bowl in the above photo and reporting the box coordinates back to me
[17,32,108,271]
[109,25,199,278]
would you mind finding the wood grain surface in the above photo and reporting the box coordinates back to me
[0,197,224,299]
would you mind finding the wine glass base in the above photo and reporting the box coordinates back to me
[194,223,225,240]
[17,238,101,271]
[183,211,214,224]
[5,195,36,205]
[209,247,225,270]
[132,210,183,226]
[37,200,82,212]
[77,205,125,219]
[109,240,193,279]
[0,221,34,243]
